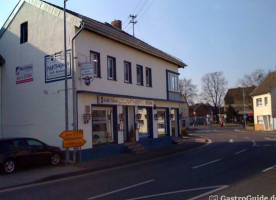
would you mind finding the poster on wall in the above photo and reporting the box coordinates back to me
[45,51,71,83]
[16,64,33,84]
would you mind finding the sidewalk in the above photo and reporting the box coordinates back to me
[0,136,207,190]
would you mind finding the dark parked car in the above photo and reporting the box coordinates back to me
[0,137,61,173]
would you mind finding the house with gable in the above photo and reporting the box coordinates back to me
[0,0,187,159]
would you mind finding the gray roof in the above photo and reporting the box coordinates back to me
[250,71,276,96]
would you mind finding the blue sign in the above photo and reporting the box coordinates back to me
[243,113,248,117]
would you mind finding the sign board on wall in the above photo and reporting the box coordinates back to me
[98,96,154,107]
[80,61,94,86]
[16,64,33,84]
[45,51,71,83]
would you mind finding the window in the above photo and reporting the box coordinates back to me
[264,97,268,106]
[90,51,101,77]
[137,107,151,139]
[157,109,167,137]
[124,61,132,83]
[257,116,263,124]
[146,67,152,87]
[20,22,28,44]
[92,107,114,145]
[136,65,143,85]
[168,73,179,92]
[107,56,116,80]
[256,98,262,107]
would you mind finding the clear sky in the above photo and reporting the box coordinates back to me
[0,0,275,91]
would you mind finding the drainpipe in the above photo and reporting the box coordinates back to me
[71,22,84,163]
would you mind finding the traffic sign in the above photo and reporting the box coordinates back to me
[59,130,83,139]
[62,139,86,148]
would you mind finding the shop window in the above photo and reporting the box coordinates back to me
[257,116,263,124]
[92,108,114,145]
[157,109,167,136]
[137,107,151,139]
[124,61,132,83]
[136,65,143,85]
[20,22,28,44]
[90,51,101,77]
[146,67,152,87]
[107,56,116,80]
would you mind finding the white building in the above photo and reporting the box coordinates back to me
[0,0,187,160]
[251,72,276,131]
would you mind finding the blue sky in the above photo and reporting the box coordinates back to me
[0,0,275,91]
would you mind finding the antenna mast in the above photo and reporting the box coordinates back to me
[129,15,137,37]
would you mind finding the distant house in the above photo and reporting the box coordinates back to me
[189,103,216,125]
[251,72,276,131]
[224,86,255,122]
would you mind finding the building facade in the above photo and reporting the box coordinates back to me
[0,0,187,159]
[251,72,276,131]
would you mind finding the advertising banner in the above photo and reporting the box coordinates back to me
[16,64,33,84]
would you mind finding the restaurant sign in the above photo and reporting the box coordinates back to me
[98,96,154,107]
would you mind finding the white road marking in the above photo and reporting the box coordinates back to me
[235,149,247,155]
[87,179,155,200]
[262,164,276,172]
[265,137,276,141]
[188,185,229,200]
[126,185,228,200]
[192,159,221,169]
[229,139,234,143]
[264,144,272,146]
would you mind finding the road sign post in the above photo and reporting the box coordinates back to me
[59,130,86,163]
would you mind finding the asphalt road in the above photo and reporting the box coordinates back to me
[1,126,276,200]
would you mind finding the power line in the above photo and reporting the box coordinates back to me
[136,0,155,22]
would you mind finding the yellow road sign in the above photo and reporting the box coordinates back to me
[62,139,86,148]
[59,130,83,139]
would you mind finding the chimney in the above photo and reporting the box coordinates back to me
[111,20,122,30]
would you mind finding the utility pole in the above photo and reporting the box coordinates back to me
[243,89,247,128]
[64,0,69,164]
[129,15,137,37]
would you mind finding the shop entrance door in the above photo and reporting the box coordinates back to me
[171,109,178,137]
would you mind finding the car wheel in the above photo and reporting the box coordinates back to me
[51,153,60,165]
[4,159,16,173]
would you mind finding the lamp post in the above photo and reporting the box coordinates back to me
[64,0,69,164]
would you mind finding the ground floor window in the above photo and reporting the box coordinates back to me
[171,108,178,137]
[137,107,152,139]
[92,107,114,145]
[157,108,167,137]
[257,116,263,124]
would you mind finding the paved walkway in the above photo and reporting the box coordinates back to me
[0,135,207,190]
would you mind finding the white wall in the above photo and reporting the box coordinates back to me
[74,30,179,100]
[0,2,76,147]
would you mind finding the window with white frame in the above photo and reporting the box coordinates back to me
[168,73,179,92]
[257,116,263,124]
[107,56,116,80]
[146,67,152,87]
[90,51,100,77]
[264,97,268,106]
[256,98,262,107]
[124,61,131,83]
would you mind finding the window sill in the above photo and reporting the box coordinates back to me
[107,78,117,81]
[124,81,133,84]
[168,90,180,93]
[137,84,144,86]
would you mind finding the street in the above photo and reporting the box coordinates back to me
[1,126,276,200]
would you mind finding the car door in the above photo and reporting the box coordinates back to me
[26,139,51,164]
[12,139,32,167]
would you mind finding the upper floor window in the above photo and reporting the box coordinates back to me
[124,61,132,83]
[90,51,101,77]
[168,73,179,92]
[107,56,116,80]
[136,65,143,85]
[20,22,28,44]
[256,98,262,107]
[264,97,268,106]
[146,67,152,87]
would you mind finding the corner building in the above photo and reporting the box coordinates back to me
[0,0,187,160]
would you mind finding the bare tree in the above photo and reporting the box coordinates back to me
[200,72,227,114]
[179,78,197,105]
[237,69,267,87]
